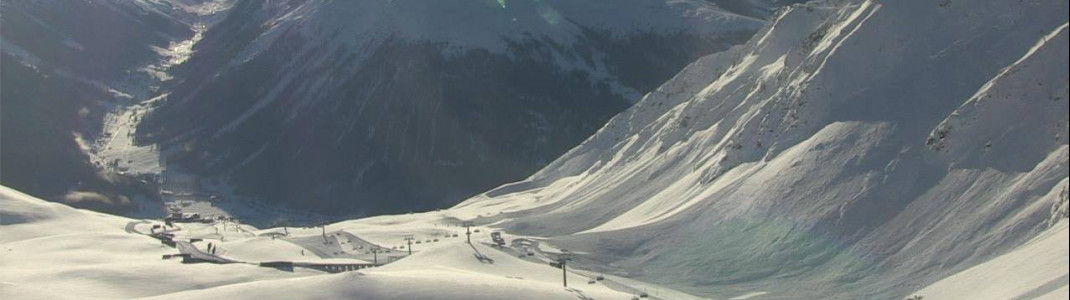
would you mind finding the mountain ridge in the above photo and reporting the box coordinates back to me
[453,0,1069,298]
[137,0,768,216]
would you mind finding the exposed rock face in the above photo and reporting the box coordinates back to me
[1059,185,1069,220]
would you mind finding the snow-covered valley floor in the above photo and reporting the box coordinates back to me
[68,0,330,226]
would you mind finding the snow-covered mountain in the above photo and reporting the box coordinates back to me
[443,0,1068,298]
[1,0,213,213]
[3,0,1067,299]
[135,0,769,216]
[702,0,811,19]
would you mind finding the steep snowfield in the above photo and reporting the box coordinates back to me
[913,220,1068,300]
[446,0,1069,298]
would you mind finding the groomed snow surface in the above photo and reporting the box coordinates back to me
[0,186,654,300]
[0,186,318,300]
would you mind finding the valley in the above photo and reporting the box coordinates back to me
[2,0,1068,299]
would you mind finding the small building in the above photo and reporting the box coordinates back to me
[165,213,204,223]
